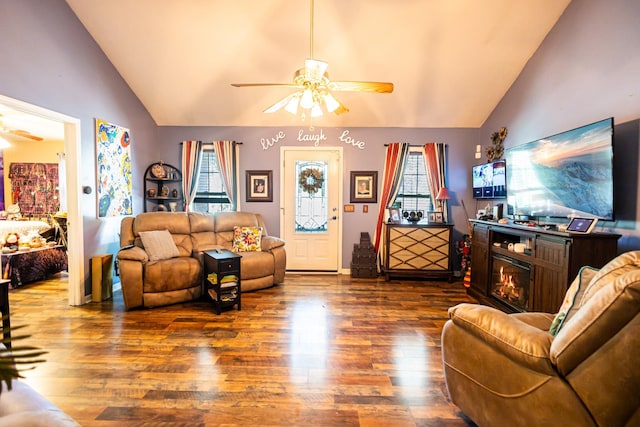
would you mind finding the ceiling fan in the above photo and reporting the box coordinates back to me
[0,116,44,141]
[231,0,394,118]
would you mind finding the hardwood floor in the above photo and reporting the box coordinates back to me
[8,273,477,426]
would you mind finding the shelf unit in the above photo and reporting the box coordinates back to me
[143,162,182,212]
[469,219,620,313]
[203,249,242,315]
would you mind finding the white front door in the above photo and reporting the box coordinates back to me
[281,147,342,271]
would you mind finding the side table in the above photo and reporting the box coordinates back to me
[203,249,242,314]
[0,279,11,348]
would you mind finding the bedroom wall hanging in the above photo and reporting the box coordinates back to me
[95,118,132,217]
[8,162,59,217]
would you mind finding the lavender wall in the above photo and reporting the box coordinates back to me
[159,126,478,269]
[481,0,640,252]
[0,0,164,294]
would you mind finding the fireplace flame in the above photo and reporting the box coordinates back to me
[498,266,520,300]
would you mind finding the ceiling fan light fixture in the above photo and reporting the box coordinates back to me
[311,103,323,118]
[284,94,300,115]
[305,58,328,82]
[323,92,340,113]
[300,88,314,109]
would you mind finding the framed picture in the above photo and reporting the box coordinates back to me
[388,208,401,223]
[350,171,377,203]
[95,118,132,218]
[246,170,273,202]
[428,210,444,224]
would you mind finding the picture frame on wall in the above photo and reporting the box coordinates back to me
[428,210,444,224]
[246,170,273,202]
[350,171,377,203]
[95,118,132,218]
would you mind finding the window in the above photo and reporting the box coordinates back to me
[392,149,433,213]
[192,147,232,213]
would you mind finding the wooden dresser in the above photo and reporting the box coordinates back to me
[384,221,453,281]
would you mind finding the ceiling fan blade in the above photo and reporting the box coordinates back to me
[9,129,44,141]
[329,81,394,93]
[263,93,299,114]
[231,83,301,88]
[331,100,349,115]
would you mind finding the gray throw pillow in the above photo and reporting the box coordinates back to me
[139,229,180,261]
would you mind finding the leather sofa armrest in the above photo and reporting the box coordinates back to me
[117,246,148,262]
[261,236,284,251]
[448,303,555,375]
[116,247,147,309]
[510,312,556,331]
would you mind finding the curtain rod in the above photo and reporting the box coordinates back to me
[383,143,424,147]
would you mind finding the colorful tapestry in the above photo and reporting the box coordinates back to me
[8,162,59,216]
[96,118,132,217]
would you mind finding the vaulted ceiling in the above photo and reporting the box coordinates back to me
[32,1,573,131]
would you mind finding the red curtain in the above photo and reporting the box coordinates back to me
[373,142,410,261]
[423,142,448,221]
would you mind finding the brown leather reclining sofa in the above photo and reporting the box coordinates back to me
[117,211,286,310]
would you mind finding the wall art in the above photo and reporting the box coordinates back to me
[95,118,132,217]
[8,162,59,217]
[350,171,377,203]
[246,170,273,202]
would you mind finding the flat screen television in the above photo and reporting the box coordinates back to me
[472,160,506,199]
[505,117,614,220]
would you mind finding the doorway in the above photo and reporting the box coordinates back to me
[280,147,343,271]
[0,94,84,305]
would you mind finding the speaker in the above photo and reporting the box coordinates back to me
[493,204,503,220]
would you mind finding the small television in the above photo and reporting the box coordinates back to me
[505,117,614,220]
[472,160,507,199]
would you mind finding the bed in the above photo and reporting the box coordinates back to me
[0,220,67,288]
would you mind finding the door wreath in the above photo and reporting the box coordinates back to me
[298,168,324,195]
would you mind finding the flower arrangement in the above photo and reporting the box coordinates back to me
[486,127,508,162]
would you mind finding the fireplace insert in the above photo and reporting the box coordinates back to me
[491,255,530,311]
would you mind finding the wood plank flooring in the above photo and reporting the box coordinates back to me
[8,273,477,426]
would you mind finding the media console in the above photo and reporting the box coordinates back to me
[469,219,620,313]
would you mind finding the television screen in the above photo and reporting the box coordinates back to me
[505,117,614,220]
[473,160,506,199]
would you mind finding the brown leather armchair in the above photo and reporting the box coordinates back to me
[442,251,640,427]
